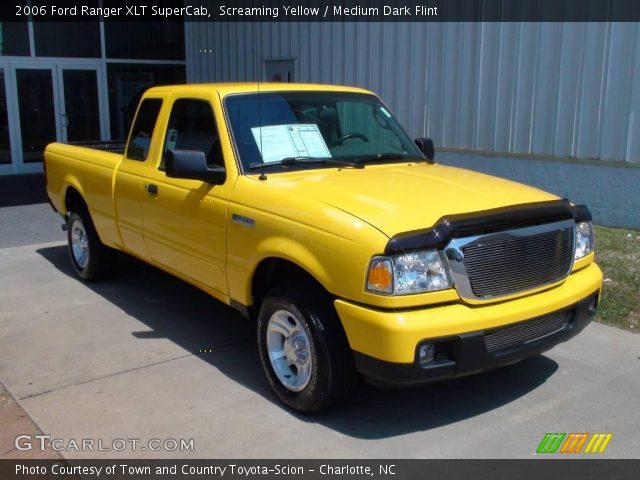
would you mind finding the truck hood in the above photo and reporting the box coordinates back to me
[266,163,559,237]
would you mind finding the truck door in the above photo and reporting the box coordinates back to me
[113,97,164,260]
[141,96,231,298]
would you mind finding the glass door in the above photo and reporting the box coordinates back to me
[13,64,60,171]
[57,65,108,143]
[4,62,109,173]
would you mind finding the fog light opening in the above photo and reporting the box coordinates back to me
[418,343,436,367]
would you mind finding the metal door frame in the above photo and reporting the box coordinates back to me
[5,61,60,174]
[0,63,18,175]
[0,59,109,174]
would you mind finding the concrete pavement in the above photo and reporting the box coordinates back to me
[0,203,639,459]
[0,174,64,249]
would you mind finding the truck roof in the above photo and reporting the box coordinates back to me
[145,82,373,97]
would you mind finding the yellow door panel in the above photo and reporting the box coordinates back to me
[114,165,151,259]
[141,92,236,296]
[114,96,167,261]
[143,177,229,294]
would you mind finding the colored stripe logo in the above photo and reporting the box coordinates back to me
[584,433,613,453]
[537,433,565,453]
[537,433,612,454]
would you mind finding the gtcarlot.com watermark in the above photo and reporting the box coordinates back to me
[15,434,195,452]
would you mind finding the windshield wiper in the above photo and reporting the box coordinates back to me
[353,153,425,165]
[249,157,362,170]
[281,156,363,168]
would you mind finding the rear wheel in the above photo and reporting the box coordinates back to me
[257,285,358,412]
[67,210,114,281]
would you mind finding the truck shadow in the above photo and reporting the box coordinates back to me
[37,245,558,440]
[0,174,47,207]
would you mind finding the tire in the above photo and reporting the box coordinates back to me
[67,209,115,281]
[257,284,358,413]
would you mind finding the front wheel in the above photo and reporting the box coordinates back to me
[67,210,114,281]
[257,286,358,413]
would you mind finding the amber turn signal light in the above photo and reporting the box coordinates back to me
[366,257,393,294]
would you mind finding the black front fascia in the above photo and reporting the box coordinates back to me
[384,199,592,254]
[353,292,598,388]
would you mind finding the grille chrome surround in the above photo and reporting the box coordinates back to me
[445,220,576,301]
[484,309,574,354]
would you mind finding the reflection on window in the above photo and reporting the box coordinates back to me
[34,22,101,58]
[126,99,163,161]
[337,101,402,148]
[0,22,30,56]
[225,92,421,170]
[162,99,222,168]
[16,69,56,163]
[104,21,185,60]
[63,70,101,142]
[107,63,185,140]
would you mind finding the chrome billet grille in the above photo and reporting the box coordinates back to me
[462,226,575,298]
[484,310,573,353]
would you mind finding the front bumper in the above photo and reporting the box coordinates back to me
[353,293,598,387]
[335,262,602,387]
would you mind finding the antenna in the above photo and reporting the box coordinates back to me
[254,22,267,181]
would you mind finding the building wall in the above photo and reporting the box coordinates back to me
[185,21,640,227]
[438,151,640,228]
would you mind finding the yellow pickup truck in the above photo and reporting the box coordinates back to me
[46,83,602,412]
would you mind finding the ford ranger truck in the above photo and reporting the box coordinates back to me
[45,83,602,412]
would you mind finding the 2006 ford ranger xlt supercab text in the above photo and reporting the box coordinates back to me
[45,83,602,412]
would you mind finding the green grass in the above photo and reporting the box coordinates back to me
[593,226,640,332]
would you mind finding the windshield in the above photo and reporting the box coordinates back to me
[224,91,423,172]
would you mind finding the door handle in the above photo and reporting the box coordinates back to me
[145,183,158,196]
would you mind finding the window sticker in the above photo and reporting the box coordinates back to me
[251,124,332,163]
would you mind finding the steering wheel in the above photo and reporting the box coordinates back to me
[335,133,369,145]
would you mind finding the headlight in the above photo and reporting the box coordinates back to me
[366,250,451,295]
[574,221,595,259]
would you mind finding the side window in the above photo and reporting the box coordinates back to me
[125,98,163,161]
[161,99,223,169]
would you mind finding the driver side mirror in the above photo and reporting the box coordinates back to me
[415,138,435,163]
[164,150,226,185]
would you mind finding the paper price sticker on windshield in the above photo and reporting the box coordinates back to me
[251,124,331,163]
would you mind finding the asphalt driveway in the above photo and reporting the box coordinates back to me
[0,200,639,459]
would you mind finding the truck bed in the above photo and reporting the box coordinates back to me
[45,141,124,249]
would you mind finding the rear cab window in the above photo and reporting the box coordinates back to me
[126,98,163,161]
